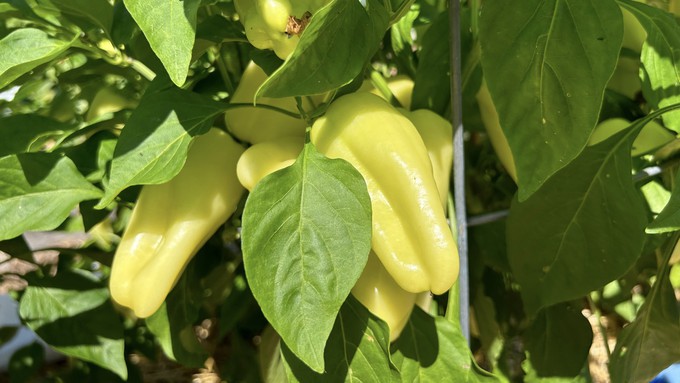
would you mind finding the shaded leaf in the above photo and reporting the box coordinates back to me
[19,270,127,379]
[50,0,114,34]
[96,87,224,208]
[0,28,76,89]
[479,0,622,200]
[0,114,74,157]
[0,152,102,241]
[242,143,372,372]
[391,307,500,382]
[411,9,450,115]
[524,302,593,377]
[122,0,200,86]
[620,0,680,133]
[257,0,389,98]
[609,236,680,383]
[507,118,648,315]
[281,295,398,382]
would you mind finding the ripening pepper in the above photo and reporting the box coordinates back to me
[224,61,320,144]
[589,118,674,156]
[360,76,452,207]
[234,0,330,60]
[109,128,245,318]
[236,136,305,191]
[476,80,518,181]
[310,92,459,295]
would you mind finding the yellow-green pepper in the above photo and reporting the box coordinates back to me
[476,80,518,181]
[109,128,245,318]
[589,117,674,156]
[224,61,318,144]
[236,136,305,191]
[234,0,330,60]
[311,92,459,295]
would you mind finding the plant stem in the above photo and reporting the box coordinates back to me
[587,293,612,359]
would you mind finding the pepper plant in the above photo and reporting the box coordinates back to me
[0,0,680,382]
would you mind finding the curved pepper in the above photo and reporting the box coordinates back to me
[476,80,518,181]
[236,136,305,191]
[109,128,245,318]
[589,118,674,156]
[311,92,459,295]
[224,61,324,144]
[234,0,330,59]
[351,251,417,341]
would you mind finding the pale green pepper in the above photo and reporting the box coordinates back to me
[109,128,245,318]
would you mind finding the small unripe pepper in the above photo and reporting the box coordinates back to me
[109,128,245,318]
[311,92,459,295]
[234,0,330,59]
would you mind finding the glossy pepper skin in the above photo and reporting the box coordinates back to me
[109,128,245,318]
[236,136,304,191]
[234,0,330,60]
[311,92,459,295]
[224,61,317,144]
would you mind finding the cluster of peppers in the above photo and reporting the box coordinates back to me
[109,2,459,342]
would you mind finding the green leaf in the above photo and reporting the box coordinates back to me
[196,14,246,44]
[0,114,74,157]
[50,0,114,34]
[524,302,593,377]
[523,359,590,383]
[647,167,680,233]
[122,0,200,86]
[97,87,224,208]
[65,130,117,183]
[242,143,372,372]
[391,307,500,382]
[257,0,389,98]
[281,295,398,382]
[411,10,450,115]
[0,152,102,241]
[0,28,76,89]
[620,0,680,134]
[609,236,680,383]
[19,270,127,379]
[507,119,648,315]
[479,0,623,200]
[145,260,208,368]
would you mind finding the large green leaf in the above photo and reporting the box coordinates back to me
[281,296,398,382]
[609,236,680,383]
[524,302,593,377]
[619,0,680,134]
[479,0,622,200]
[391,307,500,382]
[122,0,200,86]
[0,152,102,241]
[19,270,127,379]
[241,143,372,372]
[256,0,389,98]
[507,118,648,315]
[0,114,74,157]
[0,28,76,89]
[96,87,224,208]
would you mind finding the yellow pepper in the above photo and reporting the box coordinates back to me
[224,61,321,144]
[311,92,459,295]
[109,128,245,318]
[234,0,330,60]
[589,118,674,156]
[236,136,305,191]
[476,80,518,181]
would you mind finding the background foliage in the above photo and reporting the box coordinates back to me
[0,0,679,382]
